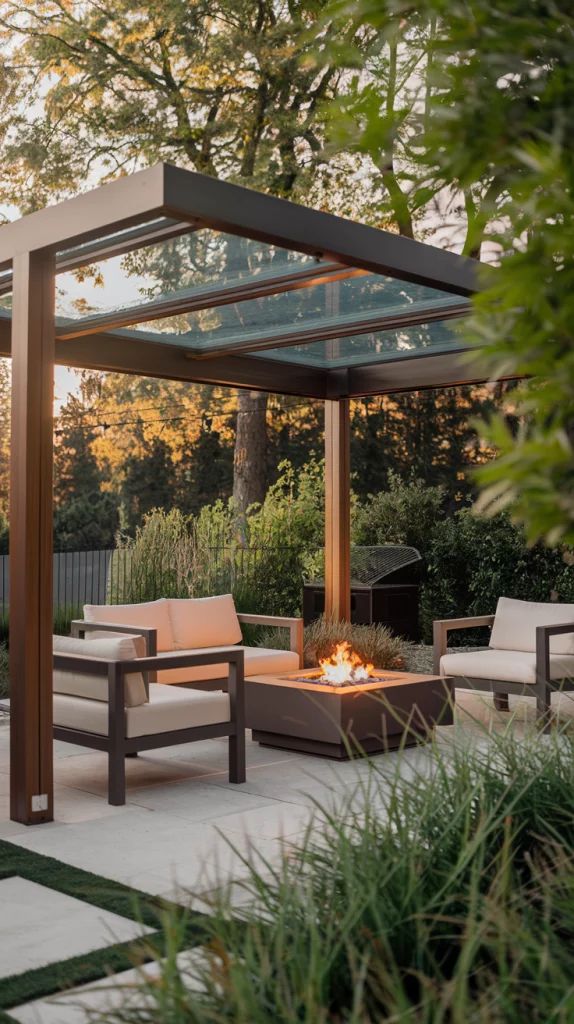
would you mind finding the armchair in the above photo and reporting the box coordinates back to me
[433,598,574,729]
[53,633,245,804]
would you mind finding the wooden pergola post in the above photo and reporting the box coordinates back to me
[10,251,55,824]
[324,398,351,621]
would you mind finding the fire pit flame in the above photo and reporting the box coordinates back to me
[318,641,375,686]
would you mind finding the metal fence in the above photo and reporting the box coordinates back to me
[0,549,118,617]
[0,543,304,621]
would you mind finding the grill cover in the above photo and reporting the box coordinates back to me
[310,545,422,587]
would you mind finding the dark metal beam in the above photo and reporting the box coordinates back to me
[163,164,482,296]
[346,349,494,396]
[0,219,199,296]
[0,312,516,398]
[55,264,363,340]
[0,165,168,271]
[54,330,327,397]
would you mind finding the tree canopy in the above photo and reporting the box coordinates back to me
[323,0,574,545]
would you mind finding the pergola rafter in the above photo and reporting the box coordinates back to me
[0,163,490,825]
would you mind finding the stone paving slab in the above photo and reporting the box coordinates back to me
[8,950,205,1024]
[0,877,151,981]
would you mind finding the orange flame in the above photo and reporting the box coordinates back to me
[318,641,375,686]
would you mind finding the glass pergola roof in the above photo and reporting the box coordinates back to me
[0,163,485,397]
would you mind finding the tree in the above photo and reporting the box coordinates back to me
[120,433,177,536]
[53,395,119,549]
[0,0,377,514]
[325,0,574,546]
[350,385,506,505]
[317,6,506,257]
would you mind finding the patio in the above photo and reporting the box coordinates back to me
[1,688,574,1022]
[0,163,491,826]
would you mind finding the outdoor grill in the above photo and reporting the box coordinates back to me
[303,545,423,640]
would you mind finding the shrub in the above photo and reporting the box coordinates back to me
[302,615,406,669]
[353,471,445,553]
[0,642,8,699]
[111,508,192,602]
[98,731,574,1023]
[111,462,325,616]
[421,509,574,643]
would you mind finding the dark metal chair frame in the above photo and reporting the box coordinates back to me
[70,612,303,690]
[53,643,245,805]
[433,615,574,729]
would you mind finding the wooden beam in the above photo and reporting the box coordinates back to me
[324,399,351,621]
[10,251,55,824]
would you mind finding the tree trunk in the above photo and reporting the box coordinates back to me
[233,390,268,514]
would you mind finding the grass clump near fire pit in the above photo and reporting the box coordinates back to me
[95,729,574,1022]
[257,616,406,670]
[303,615,406,670]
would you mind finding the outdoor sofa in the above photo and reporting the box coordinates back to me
[52,631,246,804]
[433,596,574,728]
[71,594,303,688]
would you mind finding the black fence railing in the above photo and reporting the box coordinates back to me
[0,543,304,625]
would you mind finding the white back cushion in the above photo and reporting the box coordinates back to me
[167,595,242,650]
[53,634,147,706]
[490,597,574,655]
[83,599,173,652]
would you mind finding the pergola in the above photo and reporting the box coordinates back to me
[0,163,492,825]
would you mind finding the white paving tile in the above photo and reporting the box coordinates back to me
[0,877,151,981]
[8,949,206,1024]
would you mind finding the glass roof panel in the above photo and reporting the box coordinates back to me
[54,226,468,345]
[55,228,323,325]
[247,319,467,369]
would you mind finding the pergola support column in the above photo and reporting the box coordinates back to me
[10,251,55,825]
[324,398,351,621]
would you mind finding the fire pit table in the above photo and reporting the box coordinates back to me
[245,668,453,760]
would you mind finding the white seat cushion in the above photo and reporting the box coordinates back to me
[156,645,300,685]
[53,634,147,707]
[441,648,574,685]
[53,684,230,738]
[490,597,574,654]
[83,599,174,652]
[167,595,242,650]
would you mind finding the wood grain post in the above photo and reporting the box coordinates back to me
[324,398,351,621]
[10,250,55,824]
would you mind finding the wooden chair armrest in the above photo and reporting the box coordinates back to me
[70,620,157,656]
[536,622,574,684]
[432,615,495,674]
[236,613,304,667]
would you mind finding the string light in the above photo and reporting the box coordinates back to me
[52,398,320,435]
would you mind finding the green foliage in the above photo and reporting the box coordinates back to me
[113,462,325,615]
[324,0,574,545]
[0,509,7,555]
[421,509,574,643]
[0,643,8,699]
[351,387,506,503]
[97,732,574,1022]
[112,509,192,603]
[302,615,406,669]
[353,471,445,552]
[54,394,119,550]
[119,437,177,538]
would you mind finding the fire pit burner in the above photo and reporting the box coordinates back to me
[289,641,396,688]
[290,671,397,688]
